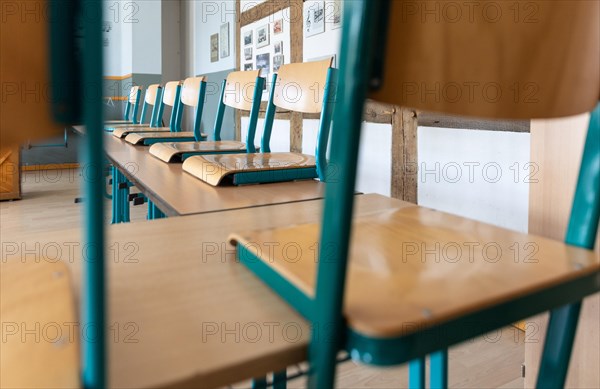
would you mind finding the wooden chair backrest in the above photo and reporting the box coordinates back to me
[145,84,161,105]
[163,81,182,107]
[181,76,207,107]
[128,86,141,103]
[273,59,333,114]
[223,70,262,111]
[369,1,599,119]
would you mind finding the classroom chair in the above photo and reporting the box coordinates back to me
[112,81,181,139]
[105,85,142,125]
[230,1,600,388]
[149,70,264,162]
[124,76,209,145]
[182,58,336,186]
[104,84,162,131]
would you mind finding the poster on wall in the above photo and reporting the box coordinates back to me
[332,0,342,29]
[273,55,284,72]
[220,23,230,58]
[256,24,270,48]
[274,41,283,55]
[305,1,325,37]
[210,33,219,62]
[244,47,253,61]
[273,19,283,35]
[244,63,253,71]
[244,30,253,46]
[256,53,271,77]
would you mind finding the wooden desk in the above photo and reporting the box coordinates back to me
[104,134,326,216]
[1,195,398,388]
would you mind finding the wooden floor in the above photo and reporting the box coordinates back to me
[1,169,525,389]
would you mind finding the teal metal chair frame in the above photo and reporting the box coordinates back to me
[234,1,599,388]
[222,69,337,186]
[178,77,265,161]
[105,86,163,132]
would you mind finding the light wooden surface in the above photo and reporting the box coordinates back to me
[162,81,182,106]
[370,1,599,119]
[525,113,600,388]
[273,59,333,114]
[223,70,262,111]
[105,134,325,216]
[1,170,526,388]
[149,140,248,163]
[0,146,21,200]
[180,76,206,107]
[113,127,170,138]
[182,153,316,186]
[1,0,63,145]
[231,196,599,338]
[128,85,141,103]
[0,259,79,388]
[124,131,205,145]
[2,195,398,388]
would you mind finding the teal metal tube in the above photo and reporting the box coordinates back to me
[430,350,448,389]
[149,87,163,127]
[172,85,183,132]
[123,99,131,122]
[315,68,338,181]
[131,88,141,124]
[246,77,265,153]
[307,1,384,387]
[536,103,600,389]
[139,100,148,125]
[81,0,106,387]
[194,81,208,141]
[251,377,267,389]
[273,371,287,389]
[212,80,227,141]
[261,74,279,153]
[155,87,166,127]
[408,358,425,389]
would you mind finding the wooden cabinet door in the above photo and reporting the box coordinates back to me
[0,146,21,201]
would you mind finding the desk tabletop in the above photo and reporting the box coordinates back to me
[104,134,326,216]
[1,194,398,388]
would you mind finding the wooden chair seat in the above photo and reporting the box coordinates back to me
[149,141,249,163]
[1,260,79,388]
[230,195,600,363]
[125,131,207,146]
[105,119,132,125]
[105,123,152,131]
[182,153,317,186]
[113,126,170,139]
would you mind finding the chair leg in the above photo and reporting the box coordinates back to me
[111,166,120,224]
[536,302,582,389]
[430,349,448,389]
[273,370,287,389]
[409,358,426,389]
[251,377,268,389]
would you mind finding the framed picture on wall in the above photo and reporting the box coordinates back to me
[210,33,219,62]
[256,53,271,77]
[256,24,270,48]
[244,63,253,71]
[244,30,253,46]
[273,19,283,35]
[305,1,325,37]
[244,47,253,61]
[273,55,284,72]
[332,0,342,29]
[274,41,283,55]
[220,22,230,58]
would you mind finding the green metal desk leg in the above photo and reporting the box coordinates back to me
[430,349,448,389]
[409,358,425,389]
[273,370,287,389]
[111,166,119,224]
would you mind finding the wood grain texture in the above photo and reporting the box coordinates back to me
[1,195,400,388]
[149,141,248,163]
[525,113,600,388]
[113,127,171,138]
[0,260,79,388]
[370,1,599,119]
[224,70,263,111]
[1,0,63,145]
[180,77,206,107]
[182,153,316,186]
[105,134,325,216]
[163,81,182,107]
[0,146,21,201]
[124,131,200,145]
[231,196,599,338]
[273,59,333,114]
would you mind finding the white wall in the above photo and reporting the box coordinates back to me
[194,0,237,74]
[132,0,162,74]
